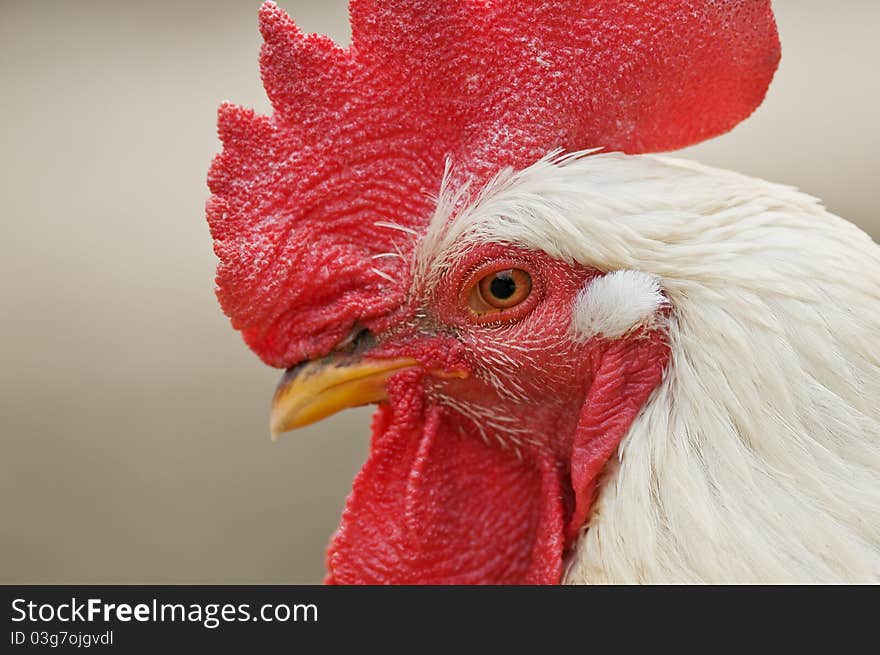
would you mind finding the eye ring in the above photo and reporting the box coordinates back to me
[468,268,533,315]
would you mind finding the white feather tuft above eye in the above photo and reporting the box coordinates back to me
[572,270,667,340]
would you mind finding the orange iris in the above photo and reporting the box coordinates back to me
[469,268,532,314]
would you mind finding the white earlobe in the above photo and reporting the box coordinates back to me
[572,270,667,340]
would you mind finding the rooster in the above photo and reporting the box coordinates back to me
[207,1,880,583]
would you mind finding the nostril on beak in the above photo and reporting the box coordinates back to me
[351,328,376,353]
[332,325,376,355]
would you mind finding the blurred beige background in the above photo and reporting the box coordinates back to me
[1,1,877,583]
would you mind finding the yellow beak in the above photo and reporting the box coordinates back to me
[270,354,419,438]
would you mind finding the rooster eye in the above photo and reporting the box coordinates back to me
[470,268,532,313]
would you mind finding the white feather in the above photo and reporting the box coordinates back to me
[572,270,667,340]
[420,151,880,583]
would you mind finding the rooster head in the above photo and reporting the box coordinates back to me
[207,0,780,583]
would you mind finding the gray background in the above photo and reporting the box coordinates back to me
[1,0,878,582]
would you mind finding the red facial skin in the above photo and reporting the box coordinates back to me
[325,245,670,584]
[208,1,779,585]
[207,1,779,369]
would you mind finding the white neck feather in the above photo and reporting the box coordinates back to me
[431,152,880,582]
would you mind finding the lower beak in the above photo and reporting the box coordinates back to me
[270,355,419,438]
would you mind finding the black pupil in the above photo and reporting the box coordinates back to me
[489,272,517,299]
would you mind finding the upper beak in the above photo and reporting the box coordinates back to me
[270,354,419,439]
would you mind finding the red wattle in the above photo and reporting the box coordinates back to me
[325,400,565,585]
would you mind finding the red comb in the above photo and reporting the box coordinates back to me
[208,0,780,367]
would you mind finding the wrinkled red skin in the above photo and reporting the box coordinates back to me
[207,1,779,368]
[324,246,670,584]
[206,1,774,584]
